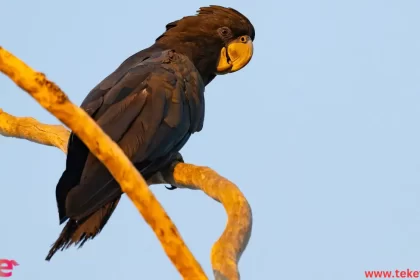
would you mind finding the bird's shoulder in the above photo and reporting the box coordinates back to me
[127,49,206,133]
[80,49,205,115]
[125,49,206,99]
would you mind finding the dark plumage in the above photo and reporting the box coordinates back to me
[46,5,255,261]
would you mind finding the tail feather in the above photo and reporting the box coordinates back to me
[46,197,121,261]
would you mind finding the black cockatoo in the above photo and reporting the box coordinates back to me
[46,5,255,260]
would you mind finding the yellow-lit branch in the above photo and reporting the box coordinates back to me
[0,46,252,280]
[0,108,70,153]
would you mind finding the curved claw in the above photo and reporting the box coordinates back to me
[165,185,177,190]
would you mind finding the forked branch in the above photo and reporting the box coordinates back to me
[0,46,252,280]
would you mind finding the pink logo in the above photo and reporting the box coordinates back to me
[0,260,19,278]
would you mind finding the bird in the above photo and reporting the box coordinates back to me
[45,5,255,261]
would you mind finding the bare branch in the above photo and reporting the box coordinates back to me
[0,47,252,280]
[162,163,253,280]
[0,46,207,280]
[0,108,70,153]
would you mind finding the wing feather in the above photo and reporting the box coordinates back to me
[56,50,205,222]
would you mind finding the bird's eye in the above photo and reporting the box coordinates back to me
[218,27,232,39]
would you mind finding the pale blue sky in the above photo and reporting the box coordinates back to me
[1,1,420,279]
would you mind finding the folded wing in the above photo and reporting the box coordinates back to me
[56,50,205,224]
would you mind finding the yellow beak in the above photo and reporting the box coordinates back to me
[216,35,254,74]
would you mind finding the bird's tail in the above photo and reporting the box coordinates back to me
[45,197,121,261]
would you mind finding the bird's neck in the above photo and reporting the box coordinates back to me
[152,38,218,86]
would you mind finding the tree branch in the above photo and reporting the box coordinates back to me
[161,164,253,280]
[0,46,252,280]
[0,108,70,153]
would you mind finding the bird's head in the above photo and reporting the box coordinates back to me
[155,5,255,84]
